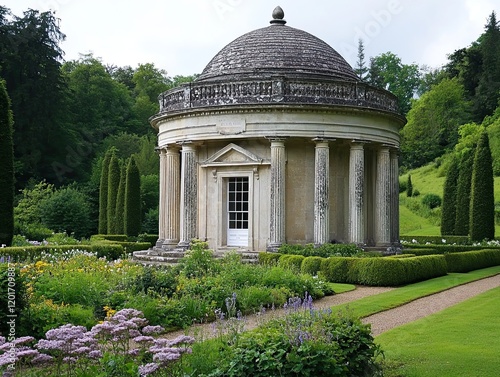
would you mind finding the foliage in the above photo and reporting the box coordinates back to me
[400,78,472,169]
[98,149,112,235]
[201,302,381,377]
[14,181,55,228]
[470,132,495,241]
[0,244,124,262]
[300,256,324,275]
[354,39,368,80]
[421,193,442,209]
[406,174,413,197]
[441,155,459,235]
[107,152,121,234]
[277,254,305,272]
[399,235,470,244]
[115,163,126,234]
[0,79,14,246]
[367,51,421,114]
[38,187,93,239]
[277,243,363,258]
[125,156,141,237]
[455,148,475,235]
[444,249,500,273]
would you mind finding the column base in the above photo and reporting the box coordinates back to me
[162,239,179,249]
[155,239,164,248]
[266,243,282,252]
[177,241,191,250]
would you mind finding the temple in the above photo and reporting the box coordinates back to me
[151,7,406,253]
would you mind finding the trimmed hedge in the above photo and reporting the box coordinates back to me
[258,252,282,266]
[445,249,500,273]
[137,234,159,247]
[91,234,128,242]
[403,244,500,254]
[278,254,305,272]
[319,255,447,286]
[400,235,470,244]
[301,256,324,275]
[402,248,440,256]
[0,243,124,261]
[278,243,363,258]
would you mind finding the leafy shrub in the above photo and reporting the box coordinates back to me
[278,254,305,272]
[399,177,407,193]
[258,252,282,265]
[39,187,94,238]
[278,243,362,258]
[179,240,220,278]
[413,189,420,197]
[421,193,442,209]
[18,224,53,242]
[318,257,360,284]
[91,234,128,242]
[301,256,323,275]
[137,233,158,246]
[203,306,381,376]
[444,249,500,273]
[0,244,123,262]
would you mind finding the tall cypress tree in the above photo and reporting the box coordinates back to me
[0,79,14,246]
[441,156,459,236]
[455,149,475,236]
[98,149,113,234]
[125,156,141,237]
[469,132,495,241]
[107,152,121,234]
[115,162,126,235]
[406,174,413,197]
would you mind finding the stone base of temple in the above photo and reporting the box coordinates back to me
[132,248,260,265]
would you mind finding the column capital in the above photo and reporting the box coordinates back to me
[266,136,288,143]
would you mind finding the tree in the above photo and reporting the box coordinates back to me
[107,152,121,234]
[406,175,413,197]
[115,163,126,234]
[39,187,93,239]
[354,39,368,80]
[469,132,495,241]
[474,12,500,121]
[125,156,141,236]
[0,78,14,246]
[0,7,74,186]
[455,148,474,236]
[441,155,459,235]
[400,78,472,169]
[98,149,112,234]
[367,52,421,114]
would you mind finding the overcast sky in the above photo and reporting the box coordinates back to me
[3,0,497,77]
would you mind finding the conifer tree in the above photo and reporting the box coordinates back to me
[469,132,495,241]
[455,149,474,236]
[125,156,141,237]
[406,174,413,197]
[98,149,113,234]
[115,162,126,234]
[0,79,14,246]
[107,152,121,234]
[441,156,459,235]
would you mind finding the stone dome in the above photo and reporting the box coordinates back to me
[197,8,359,83]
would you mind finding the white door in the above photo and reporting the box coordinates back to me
[227,177,249,247]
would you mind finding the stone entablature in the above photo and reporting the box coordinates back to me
[154,78,402,119]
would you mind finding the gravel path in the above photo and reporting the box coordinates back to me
[163,275,500,341]
[363,273,500,335]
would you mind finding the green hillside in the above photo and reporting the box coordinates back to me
[399,164,500,237]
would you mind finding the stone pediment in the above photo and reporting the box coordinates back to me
[201,143,270,167]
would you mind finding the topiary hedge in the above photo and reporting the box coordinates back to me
[404,244,500,254]
[278,254,305,272]
[318,255,447,286]
[258,252,282,265]
[444,249,500,273]
[0,244,124,262]
[301,256,324,275]
[278,243,363,258]
[400,235,470,244]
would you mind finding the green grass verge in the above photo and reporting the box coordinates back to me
[377,287,500,377]
[330,266,500,318]
[329,283,355,294]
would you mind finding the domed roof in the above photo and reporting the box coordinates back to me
[196,7,359,83]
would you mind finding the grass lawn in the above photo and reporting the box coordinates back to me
[329,266,500,319]
[377,286,500,377]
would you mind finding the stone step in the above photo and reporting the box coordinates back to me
[132,249,261,266]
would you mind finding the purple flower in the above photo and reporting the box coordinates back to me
[12,336,35,346]
[32,353,53,365]
[153,352,181,363]
[36,339,65,351]
[142,325,164,335]
[138,362,160,376]
[88,350,102,359]
[168,335,195,346]
[0,336,5,346]
[133,336,155,344]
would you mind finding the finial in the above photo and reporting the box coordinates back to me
[270,6,286,25]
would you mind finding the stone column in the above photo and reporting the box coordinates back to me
[349,142,365,245]
[390,148,400,244]
[313,139,330,245]
[375,145,391,246]
[268,139,286,251]
[163,145,181,248]
[156,148,166,248]
[178,142,198,249]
